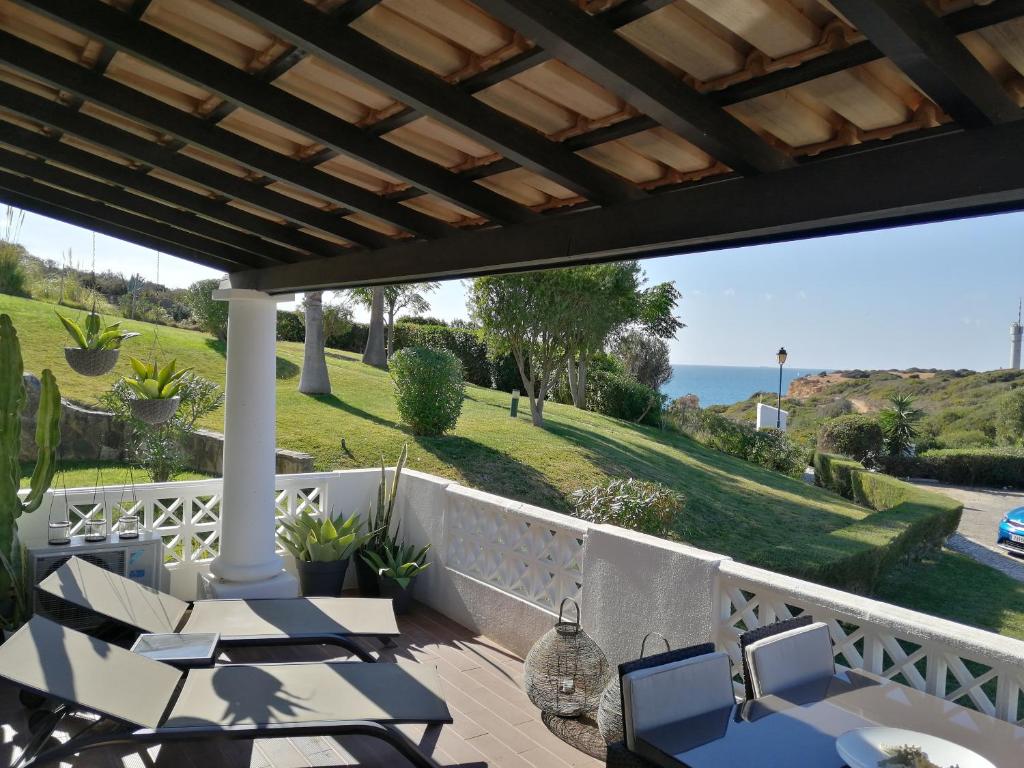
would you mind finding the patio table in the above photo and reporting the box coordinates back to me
[634,669,1024,768]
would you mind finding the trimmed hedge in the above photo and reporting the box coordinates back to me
[812,452,963,592]
[276,310,304,342]
[880,448,1024,488]
[817,414,883,462]
[389,346,465,435]
[392,323,491,387]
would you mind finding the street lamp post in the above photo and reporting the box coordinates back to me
[776,347,788,429]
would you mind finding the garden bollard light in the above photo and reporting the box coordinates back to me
[510,389,520,418]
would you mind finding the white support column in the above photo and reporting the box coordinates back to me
[205,287,298,598]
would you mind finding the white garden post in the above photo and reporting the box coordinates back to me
[205,287,298,598]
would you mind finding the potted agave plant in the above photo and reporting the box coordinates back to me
[58,310,139,376]
[357,444,407,596]
[123,357,189,425]
[362,541,430,615]
[280,510,372,597]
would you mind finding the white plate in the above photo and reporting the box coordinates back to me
[836,727,995,768]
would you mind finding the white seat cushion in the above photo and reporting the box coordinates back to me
[622,651,735,750]
[744,621,834,699]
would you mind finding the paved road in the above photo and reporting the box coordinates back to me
[911,481,1024,582]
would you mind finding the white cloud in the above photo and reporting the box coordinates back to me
[722,288,736,297]
[763,292,774,301]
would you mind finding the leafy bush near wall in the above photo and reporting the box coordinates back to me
[879,448,1024,489]
[389,346,465,435]
[327,321,369,354]
[276,310,304,342]
[392,322,491,387]
[817,414,884,463]
[570,478,684,537]
[587,368,664,425]
[670,408,806,477]
[811,452,962,591]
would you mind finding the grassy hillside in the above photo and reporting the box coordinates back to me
[6,294,1022,639]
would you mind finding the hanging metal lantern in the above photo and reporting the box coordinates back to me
[598,632,670,744]
[524,598,610,717]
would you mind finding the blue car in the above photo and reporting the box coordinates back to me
[998,507,1024,556]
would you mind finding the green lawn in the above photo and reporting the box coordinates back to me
[7,293,1024,640]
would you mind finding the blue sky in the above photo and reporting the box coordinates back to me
[13,207,1024,371]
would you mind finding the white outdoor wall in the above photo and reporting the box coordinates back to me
[756,402,788,431]
[582,525,727,668]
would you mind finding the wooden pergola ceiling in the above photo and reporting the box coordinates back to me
[0,0,1021,290]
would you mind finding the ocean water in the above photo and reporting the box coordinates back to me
[662,364,824,407]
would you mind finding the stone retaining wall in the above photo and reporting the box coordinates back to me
[18,373,313,475]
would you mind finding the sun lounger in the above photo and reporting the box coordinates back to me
[1,616,451,768]
[37,556,399,662]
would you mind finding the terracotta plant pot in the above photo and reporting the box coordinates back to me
[64,347,119,376]
[296,558,350,597]
[380,577,416,615]
[355,556,381,597]
[129,396,180,425]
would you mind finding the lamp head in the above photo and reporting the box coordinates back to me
[776,347,788,366]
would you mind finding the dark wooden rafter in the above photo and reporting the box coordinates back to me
[830,0,1022,129]
[0,172,250,272]
[0,145,292,266]
[0,80,392,249]
[210,0,645,205]
[231,117,1024,291]
[471,0,794,175]
[13,0,537,227]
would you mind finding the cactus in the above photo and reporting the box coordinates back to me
[0,314,61,629]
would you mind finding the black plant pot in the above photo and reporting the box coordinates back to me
[380,577,416,615]
[295,558,350,597]
[355,556,381,597]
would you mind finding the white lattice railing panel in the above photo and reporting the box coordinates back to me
[273,478,331,556]
[444,493,586,611]
[716,561,1024,725]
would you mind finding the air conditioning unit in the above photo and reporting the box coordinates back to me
[25,532,169,631]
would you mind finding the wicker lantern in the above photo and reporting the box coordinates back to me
[598,633,670,743]
[524,598,610,717]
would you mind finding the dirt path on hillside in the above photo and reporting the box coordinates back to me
[848,397,871,413]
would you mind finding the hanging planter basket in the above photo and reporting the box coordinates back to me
[130,396,180,425]
[64,347,120,377]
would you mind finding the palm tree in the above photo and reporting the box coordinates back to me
[299,291,330,394]
[362,286,387,368]
[879,392,923,456]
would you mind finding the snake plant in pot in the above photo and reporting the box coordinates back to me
[1,314,61,635]
[356,444,408,596]
[280,510,372,596]
[58,311,139,376]
[123,357,189,425]
[362,541,430,614]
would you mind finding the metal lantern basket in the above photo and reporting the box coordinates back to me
[64,347,120,376]
[598,632,670,744]
[129,396,180,425]
[524,597,610,718]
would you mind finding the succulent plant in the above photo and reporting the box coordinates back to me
[362,541,430,589]
[125,357,190,400]
[1,314,61,628]
[280,510,373,563]
[57,311,139,350]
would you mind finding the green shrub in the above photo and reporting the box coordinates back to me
[817,414,883,462]
[570,478,684,537]
[997,388,1024,445]
[748,428,805,476]
[389,346,465,435]
[490,352,521,393]
[183,278,228,340]
[0,242,28,297]
[587,369,664,425]
[933,428,990,449]
[393,323,491,387]
[812,453,963,591]
[880,448,1024,488]
[327,321,368,353]
[276,310,304,342]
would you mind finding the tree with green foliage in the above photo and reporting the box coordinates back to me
[350,282,439,359]
[879,392,923,456]
[611,329,672,390]
[183,278,228,341]
[470,270,576,427]
[997,388,1024,446]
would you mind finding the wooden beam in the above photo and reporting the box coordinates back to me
[0,80,393,249]
[472,0,793,175]
[211,0,644,205]
[13,0,537,227]
[829,0,1022,128]
[0,146,288,267]
[230,119,1024,291]
[0,173,248,272]
[0,120,345,259]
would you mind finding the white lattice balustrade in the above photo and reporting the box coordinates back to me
[716,560,1024,725]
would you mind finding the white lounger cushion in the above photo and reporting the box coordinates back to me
[744,621,834,699]
[622,651,735,750]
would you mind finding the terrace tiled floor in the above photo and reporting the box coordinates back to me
[1,605,603,768]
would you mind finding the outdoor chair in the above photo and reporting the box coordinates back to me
[739,615,835,700]
[1,616,451,768]
[37,556,399,662]
[606,642,734,768]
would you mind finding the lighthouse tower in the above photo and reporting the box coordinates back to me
[1011,301,1022,371]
